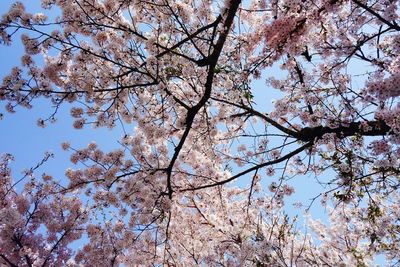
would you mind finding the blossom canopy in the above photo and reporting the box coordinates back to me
[0,0,400,266]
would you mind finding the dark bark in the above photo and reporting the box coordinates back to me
[296,120,391,142]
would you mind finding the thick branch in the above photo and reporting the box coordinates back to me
[0,254,18,267]
[165,0,242,198]
[296,120,391,142]
[352,0,400,31]
[12,234,32,267]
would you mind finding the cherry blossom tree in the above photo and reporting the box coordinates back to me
[0,0,399,265]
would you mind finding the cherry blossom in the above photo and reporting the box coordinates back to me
[0,0,399,265]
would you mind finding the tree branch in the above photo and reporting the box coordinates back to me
[0,254,18,267]
[352,0,400,31]
[180,142,312,192]
[165,0,242,198]
[295,120,391,142]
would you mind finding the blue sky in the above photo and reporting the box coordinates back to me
[0,1,128,191]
